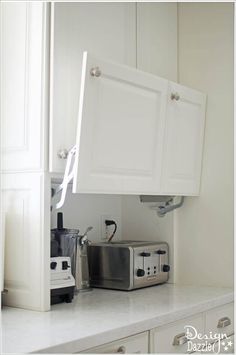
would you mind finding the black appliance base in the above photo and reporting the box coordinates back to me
[51,286,75,305]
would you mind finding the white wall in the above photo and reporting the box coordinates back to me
[51,184,122,242]
[175,3,234,287]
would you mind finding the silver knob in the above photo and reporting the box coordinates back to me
[117,346,126,354]
[217,317,231,328]
[172,332,188,346]
[57,149,68,159]
[171,92,180,101]
[90,67,102,77]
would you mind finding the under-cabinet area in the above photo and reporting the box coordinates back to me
[0,1,234,354]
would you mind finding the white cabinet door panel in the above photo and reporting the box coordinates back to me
[81,332,149,354]
[161,82,206,195]
[1,2,48,172]
[50,3,136,173]
[73,53,168,194]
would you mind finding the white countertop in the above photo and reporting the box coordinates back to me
[1,284,233,354]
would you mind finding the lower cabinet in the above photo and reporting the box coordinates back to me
[149,313,204,354]
[80,332,149,354]
[79,303,234,354]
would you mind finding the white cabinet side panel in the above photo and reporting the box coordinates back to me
[2,173,50,311]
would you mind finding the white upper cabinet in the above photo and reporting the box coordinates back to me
[161,82,206,195]
[1,2,48,172]
[50,3,136,173]
[72,53,168,194]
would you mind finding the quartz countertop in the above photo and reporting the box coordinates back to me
[1,284,233,354]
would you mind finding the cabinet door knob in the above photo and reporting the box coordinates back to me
[117,346,126,354]
[57,149,68,159]
[217,316,231,328]
[171,92,180,101]
[172,332,188,346]
[90,67,102,77]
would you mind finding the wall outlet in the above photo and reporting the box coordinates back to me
[100,215,121,241]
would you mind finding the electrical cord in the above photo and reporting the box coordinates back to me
[105,220,117,243]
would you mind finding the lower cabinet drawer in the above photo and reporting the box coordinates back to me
[81,332,149,354]
[150,314,204,354]
[205,303,234,339]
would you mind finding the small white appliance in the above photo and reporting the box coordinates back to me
[50,256,75,304]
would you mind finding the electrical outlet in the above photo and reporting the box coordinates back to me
[100,215,121,241]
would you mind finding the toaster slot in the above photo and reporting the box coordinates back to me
[142,252,151,276]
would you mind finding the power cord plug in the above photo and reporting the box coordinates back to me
[105,220,117,242]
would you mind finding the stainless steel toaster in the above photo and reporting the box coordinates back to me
[88,241,169,290]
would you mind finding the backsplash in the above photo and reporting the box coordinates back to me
[51,183,122,242]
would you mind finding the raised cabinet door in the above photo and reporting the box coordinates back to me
[72,53,168,195]
[50,2,136,173]
[161,82,206,195]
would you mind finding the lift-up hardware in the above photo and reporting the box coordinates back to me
[140,195,185,217]
[51,145,77,210]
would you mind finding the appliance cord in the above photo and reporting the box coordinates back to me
[105,220,117,243]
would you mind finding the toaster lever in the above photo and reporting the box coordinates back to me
[156,249,166,255]
[140,252,151,257]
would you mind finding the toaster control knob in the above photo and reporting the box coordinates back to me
[140,252,151,257]
[163,264,170,272]
[156,249,166,255]
[137,269,145,277]
[50,261,57,270]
